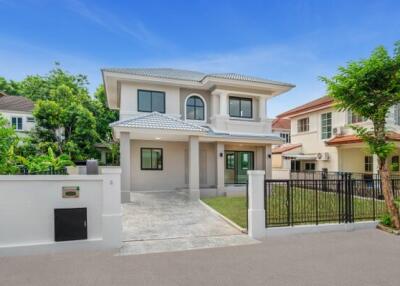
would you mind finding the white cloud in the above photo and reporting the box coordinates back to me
[64,0,171,49]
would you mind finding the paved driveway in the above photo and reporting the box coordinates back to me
[2,229,399,286]
[121,190,256,254]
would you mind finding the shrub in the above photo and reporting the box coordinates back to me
[380,213,393,227]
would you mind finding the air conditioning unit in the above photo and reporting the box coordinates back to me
[317,152,330,161]
[332,127,344,136]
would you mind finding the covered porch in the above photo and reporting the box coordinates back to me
[112,112,281,202]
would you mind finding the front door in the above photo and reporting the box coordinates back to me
[225,151,254,184]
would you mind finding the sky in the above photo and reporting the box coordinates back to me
[0,0,400,117]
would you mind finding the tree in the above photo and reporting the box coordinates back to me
[0,115,19,174]
[321,42,400,229]
[0,76,20,95]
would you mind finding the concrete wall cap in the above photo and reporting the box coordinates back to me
[247,170,266,175]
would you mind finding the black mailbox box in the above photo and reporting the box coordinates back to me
[54,208,87,242]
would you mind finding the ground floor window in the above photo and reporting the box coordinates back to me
[291,160,301,172]
[304,162,316,171]
[141,148,163,170]
[364,156,373,172]
[392,155,399,172]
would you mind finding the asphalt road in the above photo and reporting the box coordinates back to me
[1,229,399,286]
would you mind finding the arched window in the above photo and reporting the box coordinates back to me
[186,95,205,121]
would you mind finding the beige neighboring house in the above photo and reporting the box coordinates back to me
[102,68,294,201]
[275,96,400,175]
[0,91,35,135]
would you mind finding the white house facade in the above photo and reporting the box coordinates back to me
[0,92,35,134]
[102,68,294,201]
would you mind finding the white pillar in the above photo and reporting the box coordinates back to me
[265,145,272,179]
[219,92,228,116]
[258,97,267,120]
[101,167,122,248]
[120,132,131,203]
[373,154,379,174]
[188,136,200,199]
[247,170,266,239]
[216,142,225,195]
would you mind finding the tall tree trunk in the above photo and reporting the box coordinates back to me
[379,159,400,229]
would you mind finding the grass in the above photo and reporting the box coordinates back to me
[202,187,388,228]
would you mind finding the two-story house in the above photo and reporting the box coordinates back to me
[0,91,35,135]
[102,68,294,201]
[275,95,400,175]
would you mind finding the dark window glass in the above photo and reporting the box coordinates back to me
[186,95,205,120]
[364,156,373,172]
[11,117,23,130]
[392,156,399,172]
[229,97,252,118]
[226,153,235,169]
[138,90,165,113]
[141,148,163,170]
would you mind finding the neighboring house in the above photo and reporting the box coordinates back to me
[0,91,35,134]
[272,117,291,143]
[276,95,400,174]
[102,68,294,201]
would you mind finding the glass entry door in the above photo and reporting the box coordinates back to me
[225,151,254,184]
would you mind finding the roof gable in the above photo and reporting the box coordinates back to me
[277,96,333,118]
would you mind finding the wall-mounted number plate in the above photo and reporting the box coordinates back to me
[62,186,80,198]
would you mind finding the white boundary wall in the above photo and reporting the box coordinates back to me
[247,170,378,239]
[0,168,122,256]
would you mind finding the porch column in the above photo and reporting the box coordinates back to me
[265,144,272,179]
[188,135,200,199]
[219,92,228,116]
[216,142,225,195]
[120,132,131,203]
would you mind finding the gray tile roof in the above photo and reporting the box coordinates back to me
[0,94,34,112]
[102,68,294,87]
[204,126,283,141]
[110,112,208,132]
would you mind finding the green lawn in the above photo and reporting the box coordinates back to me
[202,187,389,228]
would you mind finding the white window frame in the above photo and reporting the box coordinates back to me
[11,116,23,130]
[280,132,291,143]
[347,110,365,124]
[297,117,309,133]
[321,112,332,140]
[365,156,373,172]
[184,93,207,123]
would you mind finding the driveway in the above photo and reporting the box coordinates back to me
[2,229,399,286]
[121,190,256,255]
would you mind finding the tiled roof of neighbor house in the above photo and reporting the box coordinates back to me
[110,112,208,132]
[0,94,34,112]
[326,133,400,145]
[277,96,333,118]
[205,127,283,141]
[272,117,290,130]
[272,143,302,154]
[102,68,295,87]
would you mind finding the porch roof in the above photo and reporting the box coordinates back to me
[326,132,400,146]
[282,154,317,160]
[110,112,208,133]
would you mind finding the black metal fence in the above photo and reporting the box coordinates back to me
[264,176,399,227]
[17,166,68,175]
[290,170,400,181]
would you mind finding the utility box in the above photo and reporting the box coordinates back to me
[54,208,87,242]
[86,159,99,175]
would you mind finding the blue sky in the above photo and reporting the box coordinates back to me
[0,0,399,116]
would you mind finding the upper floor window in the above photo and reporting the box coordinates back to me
[229,97,252,118]
[138,90,165,113]
[280,132,291,143]
[186,95,205,121]
[11,117,23,130]
[297,118,309,133]
[321,112,332,139]
[347,110,365,124]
